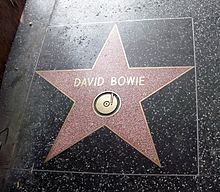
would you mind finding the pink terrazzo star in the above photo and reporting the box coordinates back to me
[37,25,193,167]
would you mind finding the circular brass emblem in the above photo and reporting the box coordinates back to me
[93,91,121,117]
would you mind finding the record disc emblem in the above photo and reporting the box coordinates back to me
[93,91,121,117]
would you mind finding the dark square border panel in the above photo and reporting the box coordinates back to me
[11,18,198,175]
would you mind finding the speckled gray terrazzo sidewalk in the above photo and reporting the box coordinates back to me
[0,0,220,191]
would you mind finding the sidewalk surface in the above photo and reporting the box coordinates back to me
[0,0,220,191]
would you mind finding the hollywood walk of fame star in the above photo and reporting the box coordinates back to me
[37,25,193,167]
